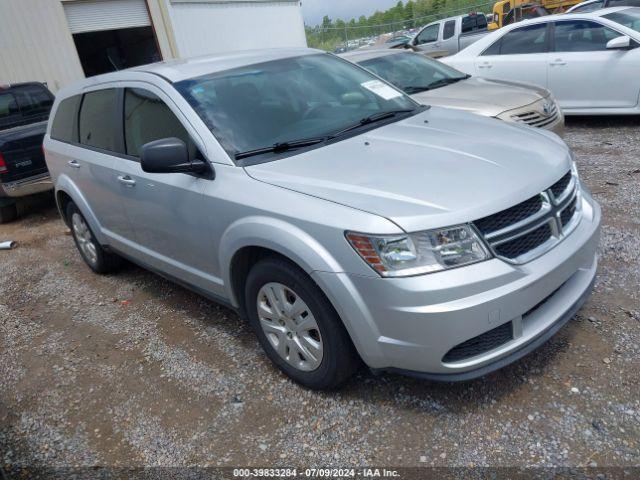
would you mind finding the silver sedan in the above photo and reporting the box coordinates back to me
[341,49,565,135]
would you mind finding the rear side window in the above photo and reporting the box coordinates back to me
[12,84,53,119]
[443,20,456,40]
[79,89,118,152]
[484,23,548,55]
[51,95,82,143]
[0,92,20,131]
[124,88,195,158]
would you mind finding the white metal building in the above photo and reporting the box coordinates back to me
[0,0,306,92]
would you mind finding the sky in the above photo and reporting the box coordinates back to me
[301,0,401,26]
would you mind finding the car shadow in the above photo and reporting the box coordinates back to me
[112,260,578,413]
[565,115,640,129]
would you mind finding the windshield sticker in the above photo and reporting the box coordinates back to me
[361,80,402,101]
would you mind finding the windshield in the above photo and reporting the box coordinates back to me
[175,53,418,162]
[359,53,468,94]
[603,8,640,33]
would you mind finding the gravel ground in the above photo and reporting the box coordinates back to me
[0,117,639,475]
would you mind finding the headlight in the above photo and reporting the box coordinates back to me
[346,225,491,277]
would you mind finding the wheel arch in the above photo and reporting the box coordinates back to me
[54,175,106,244]
[221,216,343,312]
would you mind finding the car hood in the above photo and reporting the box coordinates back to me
[411,77,550,117]
[245,107,571,233]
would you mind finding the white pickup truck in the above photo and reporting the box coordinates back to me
[409,13,490,57]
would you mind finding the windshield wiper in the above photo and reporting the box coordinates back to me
[235,137,329,160]
[332,109,416,138]
[419,75,470,91]
[405,76,471,93]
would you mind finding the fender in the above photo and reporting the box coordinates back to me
[219,216,343,307]
[219,215,387,365]
[54,173,107,245]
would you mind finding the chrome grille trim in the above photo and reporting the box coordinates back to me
[473,170,581,264]
[510,102,559,128]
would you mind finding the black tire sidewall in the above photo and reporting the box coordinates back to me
[245,258,356,390]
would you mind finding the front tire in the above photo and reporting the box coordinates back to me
[245,257,359,390]
[66,202,121,274]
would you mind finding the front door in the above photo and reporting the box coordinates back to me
[548,20,640,110]
[113,85,220,293]
[474,22,550,88]
[413,23,442,53]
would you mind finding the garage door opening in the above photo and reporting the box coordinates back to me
[72,26,161,77]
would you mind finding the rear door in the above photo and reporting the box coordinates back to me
[548,19,640,109]
[74,88,132,239]
[474,22,550,88]
[440,19,458,54]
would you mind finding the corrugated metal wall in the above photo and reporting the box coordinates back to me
[0,0,85,92]
[63,0,151,34]
[166,0,307,58]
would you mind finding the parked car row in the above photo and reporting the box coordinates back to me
[43,47,601,389]
[444,7,640,114]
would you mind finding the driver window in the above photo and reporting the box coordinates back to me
[124,88,196,158]
[553,20,620,52]
[417,24,440,44]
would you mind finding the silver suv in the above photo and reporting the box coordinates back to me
[44,48,601,389]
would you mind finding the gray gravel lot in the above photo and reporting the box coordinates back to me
[0,117,639,473]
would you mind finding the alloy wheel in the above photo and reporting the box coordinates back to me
[256,282,323,371]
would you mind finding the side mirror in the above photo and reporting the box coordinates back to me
[140,137,209,175]
[606,35,632,50]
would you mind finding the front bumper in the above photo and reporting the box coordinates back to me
[0,172,53,198]
[313,191,601,380]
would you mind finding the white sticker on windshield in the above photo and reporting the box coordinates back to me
[361,80,402,101]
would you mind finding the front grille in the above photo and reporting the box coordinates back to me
[443,322,513,363]
[473,170,580,263]
[511,102,559,129]
[550,171,572,199]
[560,196,577,227]
[494,223,552,258]
[474,194,543,235]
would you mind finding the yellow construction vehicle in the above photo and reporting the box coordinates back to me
[488,0,582,29]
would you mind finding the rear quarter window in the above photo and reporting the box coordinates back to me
[51,95,82,143]
[78,89,118,152]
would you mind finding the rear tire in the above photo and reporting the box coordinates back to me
[66,202,122,274]
[0,202,18,223]
[245,257,359,390]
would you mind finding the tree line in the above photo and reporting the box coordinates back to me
[306,0,494,51]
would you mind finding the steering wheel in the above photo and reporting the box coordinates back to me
[302,104,333,120]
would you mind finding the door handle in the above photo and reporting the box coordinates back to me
[117,175,136,187]
[67,160,81,169]
[478,62,493,69]
[550,59,566,66]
